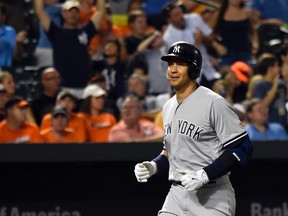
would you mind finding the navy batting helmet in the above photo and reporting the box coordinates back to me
[161,41,202,80]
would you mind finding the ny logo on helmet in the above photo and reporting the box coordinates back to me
[173,45,180,53]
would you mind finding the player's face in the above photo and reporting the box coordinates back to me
[167,58,191,91]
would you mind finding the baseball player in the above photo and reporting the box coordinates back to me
[134,41,253,216]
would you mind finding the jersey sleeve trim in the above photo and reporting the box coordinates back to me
[223,131,248,148]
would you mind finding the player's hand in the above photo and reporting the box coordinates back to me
[134,161,156,183]
[177,169,209,191]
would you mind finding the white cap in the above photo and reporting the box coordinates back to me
[83,84,106,99]
[62,0,80,11]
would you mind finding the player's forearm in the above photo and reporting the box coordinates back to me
[203,135,253,180]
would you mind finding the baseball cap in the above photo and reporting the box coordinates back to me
[4,97,29,111]
[56,91,77,102]
[161,2,185,18]
[0,84,6,92]
[62,0,80,11]
[230,61,252,83]
[51,106,68,117]
[82,84,106,99]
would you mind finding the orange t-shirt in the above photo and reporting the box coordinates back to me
[0,120,43,143]
[40,113,87,142]
[79,112,117,143]
[40,128,81,143]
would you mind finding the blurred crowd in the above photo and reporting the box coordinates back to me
[1,0,288,143]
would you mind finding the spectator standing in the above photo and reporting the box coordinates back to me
[78,0,113,60]
[245,99,288,140]
[124,10,170,94]
[33,0,105,98]
[0,84,8,122]
[209,0,259,69]
[40,105,81,143]
[108,93,163,142]
[91,39,127,101]
[0,3,16,69]
[34,0,62,67]
[30,67,61,126]
[40,91,87,142]
[161,2,222,89]
[0,97,42,143]
[253,53,287,128]
[79,84,117,142]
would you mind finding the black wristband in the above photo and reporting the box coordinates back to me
[152,154,169,175]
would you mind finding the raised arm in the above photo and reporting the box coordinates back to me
[90,0,105,30]
[33,0,51,32]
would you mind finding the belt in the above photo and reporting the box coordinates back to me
[171,180,217,187]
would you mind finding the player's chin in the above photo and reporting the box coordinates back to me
[168,78,179,85]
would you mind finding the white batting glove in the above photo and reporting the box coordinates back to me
[177,169,209,191]
[134,161,156,183]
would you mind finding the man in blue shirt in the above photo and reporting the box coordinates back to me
[245,99,288,141]
[0,3,16,69]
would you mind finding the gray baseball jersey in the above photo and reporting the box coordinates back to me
[162,86,246,182]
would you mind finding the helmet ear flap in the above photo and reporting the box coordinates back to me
[188,64,200,80]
